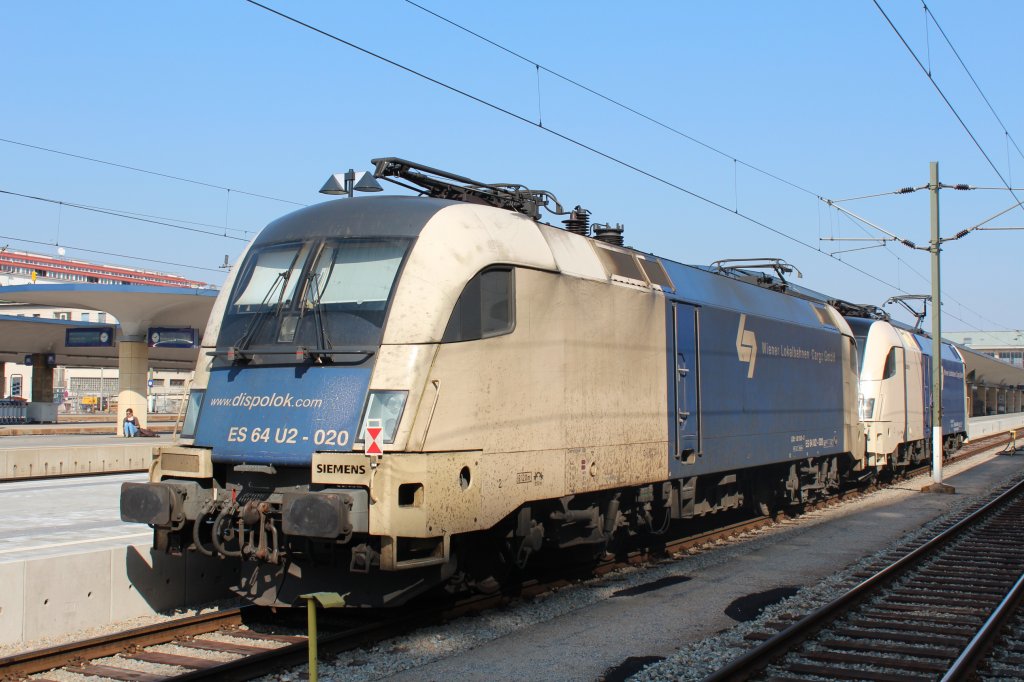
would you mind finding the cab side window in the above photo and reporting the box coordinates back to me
[443,268,514,343]
[882,348,898,379]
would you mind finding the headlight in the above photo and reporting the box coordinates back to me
[858,396,875,421]
[359,390,407,444]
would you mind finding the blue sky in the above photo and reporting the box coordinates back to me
[2,1,1022,338]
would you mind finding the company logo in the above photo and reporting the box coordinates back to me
[315,463,367,475]
[736,314,757,379]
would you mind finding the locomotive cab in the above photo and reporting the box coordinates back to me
[847,316,967,471]
[121,193,567,606]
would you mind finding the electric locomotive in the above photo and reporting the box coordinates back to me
[843,310,968,471]
[122,158,866,607]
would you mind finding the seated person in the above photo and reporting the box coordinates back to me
[123,408,158,437]
[123,408,140,437]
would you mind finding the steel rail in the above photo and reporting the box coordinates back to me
[0,607,249,679]
[941,568,1024,681]
[703,474,1024,681]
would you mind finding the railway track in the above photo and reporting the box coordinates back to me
[4,431,1017,682]
[705,463,1024,681]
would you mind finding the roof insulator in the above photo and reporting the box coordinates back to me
[562,206,591,236]
[592,222,624,246]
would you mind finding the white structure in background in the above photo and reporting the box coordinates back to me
[0,249,207,414]
[945,331,1024,368]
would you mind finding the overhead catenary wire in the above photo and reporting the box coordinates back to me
[824,190,1024,344]
[378,1,1024,348]
[0,188,250,242]
[242,0,921,301]
[248,0,1020,342]
[830,207,1007,341]
[400,0,819,199]
[0,233,224,275]
[873,4,1024,338]
[828,186,927,203]
[74,203,254,237]
[0,137,307,207]
[921,2,1024,169]
[872,0,1024,216]
[827,203,1008,340]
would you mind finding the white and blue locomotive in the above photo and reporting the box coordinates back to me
[842,309,967,470]
[121,158,963,607]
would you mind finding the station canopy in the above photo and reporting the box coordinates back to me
[0,284,218,369]
[962,345,1024,389]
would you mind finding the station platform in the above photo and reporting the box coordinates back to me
[0,432,159,480]
[0,413,177,481]
[0,415,177,437]
[0,472,151,562]
[0,472,237,647]
[966,412,1024,439]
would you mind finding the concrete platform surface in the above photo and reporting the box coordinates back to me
[0,472,150,563]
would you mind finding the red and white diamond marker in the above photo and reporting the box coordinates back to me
[365,418,383,455]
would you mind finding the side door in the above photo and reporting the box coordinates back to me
[921,352,933,432]
[674,303,701,463]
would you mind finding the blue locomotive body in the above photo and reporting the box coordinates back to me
[660,263,852,480]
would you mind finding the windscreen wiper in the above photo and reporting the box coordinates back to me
[302,269,333,354]
[232,270,289,358]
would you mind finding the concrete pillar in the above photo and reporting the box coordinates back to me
[0,362,5,397]
[117,340,149,434]
[30,353,54,402]
[987,387,998,415]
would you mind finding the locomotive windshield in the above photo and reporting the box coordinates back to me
[233,244,305,311]
[217,237,411,359]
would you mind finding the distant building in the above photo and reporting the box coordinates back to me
[0,248,207,288]
[944,330,1024,367]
